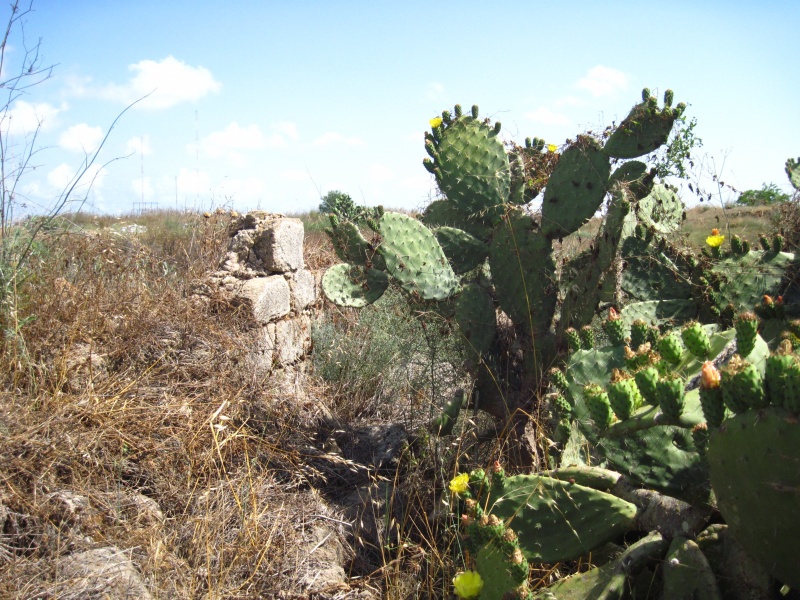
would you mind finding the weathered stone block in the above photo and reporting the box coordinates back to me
[237,276,290,323]
[253,218,304,272]
[274,316,312,365]
[289,269,316,312]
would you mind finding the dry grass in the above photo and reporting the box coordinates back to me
[0,211,365,598]
[0,209,497,598]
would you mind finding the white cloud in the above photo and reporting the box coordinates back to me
[313,132,367,147]
[425,82,445,101]
[524,107,570,125]
[575,65,629,97]
[59,123,104,153]
[126,135,153,156]
[45,162,106,198]
[100,56,221,110]
[192,122,267,166]
[272,121,298,141]
[47,163,76,190]
[3,100,62,136]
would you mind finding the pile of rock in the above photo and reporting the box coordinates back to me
[195,211,319,372]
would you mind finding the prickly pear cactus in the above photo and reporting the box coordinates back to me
[786,156,800,191]
[460,466,638,565]
[707,347,800,589]
[322,90,695,428]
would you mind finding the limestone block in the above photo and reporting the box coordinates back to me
[253,218,304,272]
[237,276,290,323]
[274,316,312,365]
[289,269,316,312]
[58,547,153,600]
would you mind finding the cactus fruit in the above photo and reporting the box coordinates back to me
[765,341,800,412]
[603,307,627,346]
[699,361,726,427]
[730,234,744,255]
[692,423,710,458]
[721,355,767,413]
[630,318,648,349]
[734,311,759,358]
[607,369,642,420]
[773,233,784,253]
[579,325,595,350]
[658,331,684,365]
[584,383,614,428]
[565,327,581,353]
[552,394,573,420]
[548,367,569,394]
[656,372,686,418]
[635,365,661,406]
[759,234,771,251]
[681,321,712,358]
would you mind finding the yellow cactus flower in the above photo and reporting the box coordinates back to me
[429,116,443,129]
[449,473,470,496]
[706,233,725,248]
[453,571,484,599]
[547,143,558,153]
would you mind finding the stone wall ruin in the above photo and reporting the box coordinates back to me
[195,211,319,372]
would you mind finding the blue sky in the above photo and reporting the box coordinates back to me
[3,1,799,216]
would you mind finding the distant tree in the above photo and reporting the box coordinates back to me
[319,190,361,221]
[736,183,791,207]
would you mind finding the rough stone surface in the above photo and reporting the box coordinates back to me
[57,546,152,599]
[237,276,291,323]
[289,269,316,312]
[193,211,318,373]
[253,218,305,272]
[275,316,312,365]
[46,490,91,526]
[297,524,347,592]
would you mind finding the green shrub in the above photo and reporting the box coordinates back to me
[312,287,466,425]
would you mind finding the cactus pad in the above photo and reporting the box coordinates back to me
[434,226,489,274]
[707,407,800,588]
[455,283,496,362]
[483,474,637,564]
[541,135,610,239]
[321,263,389,307]
[604,88,684,159]
[378,212,460,301]
[489,210,557,332]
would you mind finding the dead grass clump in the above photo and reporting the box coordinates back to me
[0,210,378,597]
